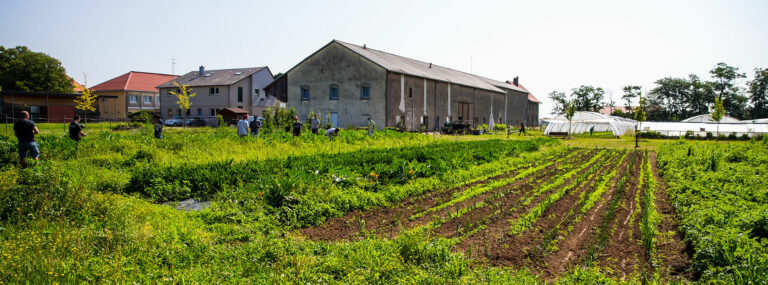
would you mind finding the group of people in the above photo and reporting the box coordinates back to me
[235,114,376,140]
[13,111,86,168]
[12,111,377,167]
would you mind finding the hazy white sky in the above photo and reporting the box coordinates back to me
[1,0,767,116]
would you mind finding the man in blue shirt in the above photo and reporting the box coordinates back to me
[14,111,40,168]
[237,115,249,137]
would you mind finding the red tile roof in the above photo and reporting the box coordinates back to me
[511,83,541,103]
[91,71,178,92]
[69,76,85,93]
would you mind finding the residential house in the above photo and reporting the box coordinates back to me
[157,66,274,125]
[265,40,539,130]
[91,71,179,119]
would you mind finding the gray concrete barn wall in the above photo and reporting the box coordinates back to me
[286,42,387,128]
[386,73,441,130]
[386,73,508,131]
[505,89,529,126]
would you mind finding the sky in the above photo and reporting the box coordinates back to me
[1,0,767,117]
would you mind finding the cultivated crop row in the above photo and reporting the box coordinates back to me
[656,140,768,283]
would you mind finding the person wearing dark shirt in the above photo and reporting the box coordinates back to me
[153,116,163,139]
[292,116,302,137]
[250,118,262,137]
[14,111,40,168]
[69,115,86,142]
[518,120,526,136]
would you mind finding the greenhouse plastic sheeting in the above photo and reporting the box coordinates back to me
[544,111,637,136]
[639,121,768,137]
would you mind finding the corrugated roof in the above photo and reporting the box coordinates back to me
[158,67,266,88]
[335,40,524,94]
[91,71,178,92]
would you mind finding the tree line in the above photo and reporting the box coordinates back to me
[548,62,768,121]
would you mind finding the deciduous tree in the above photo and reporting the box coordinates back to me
[622,85,641,117]
[547,91,568,115]
[74,73,97,125]
[748,67,768,119]
[169,82,196,129]
[0,46,73,93]
[571,85,605,112]
[709,62,748,119]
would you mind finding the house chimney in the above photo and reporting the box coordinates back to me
[363,44,366,49]
[199,65,205,76]
[513,76,519,86]
[429,62,432,68]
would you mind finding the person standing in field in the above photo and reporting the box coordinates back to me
[237,115,249,137]
[311,113,320,135]
[518,120,526,136]
[153,115,163,139]
[367,117,375,137]
[325,127,341,140]
[250,117,262,137]
[69,115,86,142]
[292,116,302,137]
[14,111,40,168]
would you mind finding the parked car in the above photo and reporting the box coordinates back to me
[164,117,185,127]
[186,118,206,127]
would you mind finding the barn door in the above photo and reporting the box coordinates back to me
[458,102,470,122]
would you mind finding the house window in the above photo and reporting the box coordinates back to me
[197,108,202,117]
[186,109,191,116]
[237,106,243,109]
[209,87,219,96]
[238,87,243,102]
[129,95,138,103]
[409,88,413,98]
[360,84,370,100]
[254,89,259,95]
[300,86,310,101]
[210,108,216,117]
[329,84,339,100]
[143,96,152,104]
[168,108,173,117]
[177,109,182,117]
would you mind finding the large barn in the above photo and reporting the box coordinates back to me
[265,40,540,130]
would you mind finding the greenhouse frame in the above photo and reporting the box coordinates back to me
[543,111,637,136]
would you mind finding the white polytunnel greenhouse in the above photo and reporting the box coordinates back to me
[543,111,637,136]
[639,121,768,137]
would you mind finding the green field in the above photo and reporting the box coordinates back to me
[1,126,765,283]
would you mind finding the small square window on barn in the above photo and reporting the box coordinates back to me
[360,83,370,100]
[300,86,310,101]
[238,87,243,102]
[329,84,339,100]
[409,88,413,98]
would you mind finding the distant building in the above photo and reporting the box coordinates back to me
[157,66,274,125]
[265,40,539,130]
[598,106,633,116]
[91,71,179,119]
[0,77,92,122]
